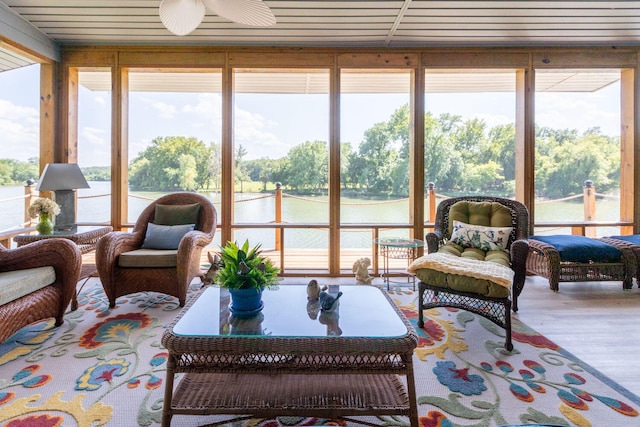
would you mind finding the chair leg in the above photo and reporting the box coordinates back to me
[504,310,513,351]
[417,282,425,328]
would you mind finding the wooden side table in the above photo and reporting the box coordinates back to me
[14,225,113,310]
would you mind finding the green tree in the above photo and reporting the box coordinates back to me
[129,136,211,191]
[283,140,328,192]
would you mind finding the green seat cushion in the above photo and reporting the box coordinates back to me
[413,246,511,298]
[118,249,178,268]
[530,235,621,263]
[414,267,510,298]
[448,201,513,234]
[438,242,511,267]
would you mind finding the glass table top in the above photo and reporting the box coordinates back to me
[374,238,424,248]
[173,284,409,339]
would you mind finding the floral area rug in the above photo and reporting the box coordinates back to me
[1,280,639,427]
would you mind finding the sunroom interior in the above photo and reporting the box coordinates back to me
[2,1,639,277]
[1,0,640,399]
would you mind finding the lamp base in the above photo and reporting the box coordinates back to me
[52,190,77,232]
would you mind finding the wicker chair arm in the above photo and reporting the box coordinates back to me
[527,239,561,266]
[425,231,443,254]
[509,239,529,299]
[176,230,213,264]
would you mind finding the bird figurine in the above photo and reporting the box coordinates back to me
[319,290,342,312]
[306,279,324,300]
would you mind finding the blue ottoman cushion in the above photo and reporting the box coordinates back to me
[529,235,621,263]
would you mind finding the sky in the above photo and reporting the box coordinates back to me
[0,64,621,167]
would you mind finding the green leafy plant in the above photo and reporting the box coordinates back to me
[215,240,280,290]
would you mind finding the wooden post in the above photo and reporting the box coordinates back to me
[427,182,436,232]
[25,179,37,226]
[584,180,596,237]
[275,182,282,250]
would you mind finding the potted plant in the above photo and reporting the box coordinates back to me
[215,240,279,317]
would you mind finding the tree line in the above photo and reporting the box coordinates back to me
[1,104,620,200]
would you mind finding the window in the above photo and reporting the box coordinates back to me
[534,69,622,237]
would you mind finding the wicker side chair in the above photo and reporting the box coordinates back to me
[0,239,82,343]
[96,192,217,308]
[415,196,530,351]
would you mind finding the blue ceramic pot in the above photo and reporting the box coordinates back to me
[228,287,264,318]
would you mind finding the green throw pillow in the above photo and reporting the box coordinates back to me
[154,203,201,225]
[141,223,195,250]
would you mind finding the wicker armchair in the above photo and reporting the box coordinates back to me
[416,196,530,351]
[96,192,217,308]
[0,239,82,343]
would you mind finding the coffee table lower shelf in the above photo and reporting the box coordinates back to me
[167,372,411,423]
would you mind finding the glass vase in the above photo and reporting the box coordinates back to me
[36,213,54,235]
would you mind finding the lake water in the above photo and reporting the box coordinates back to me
[0,182,623,248]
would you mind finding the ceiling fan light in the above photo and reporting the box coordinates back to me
[202,0,276,27]
[159,0,206,36]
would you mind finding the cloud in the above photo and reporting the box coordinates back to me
[0,100,39,160]
[151,101,177,119]
[536,92,619,136]
[233,107,289,159]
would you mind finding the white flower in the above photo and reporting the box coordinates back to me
[28,198,61,219]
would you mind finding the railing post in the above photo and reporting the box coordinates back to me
[583,180,596,237]
[275,182,282,251]
[427,182,436,231]
[25,179,37,227]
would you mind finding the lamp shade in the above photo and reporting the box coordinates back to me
[36,163,90,191]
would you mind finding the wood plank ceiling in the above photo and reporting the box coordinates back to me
[1,1,636,90]
[3,1,640,48]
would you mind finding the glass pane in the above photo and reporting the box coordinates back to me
[534,69,621,237]
[340,69,412,271]
[232,69,329,270]
[424,69,517,204]
[77,70,112,224]
[127,70,222,224]
[0,64,40,234]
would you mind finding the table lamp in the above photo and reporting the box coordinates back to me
[36,163,90,231]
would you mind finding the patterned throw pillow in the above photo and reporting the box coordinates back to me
[450,220,512,251]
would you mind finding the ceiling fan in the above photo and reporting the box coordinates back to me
[159,0,276,36]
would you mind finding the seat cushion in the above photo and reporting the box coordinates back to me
[409,252,512,298]
[438,242,511,267]
[529,235,621,263]
[0,266,56,306]
[448,201,513,233]
[118,249,178,268]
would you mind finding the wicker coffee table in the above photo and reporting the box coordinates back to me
[161,284,419,427]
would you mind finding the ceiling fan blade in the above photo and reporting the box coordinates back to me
[202,0,276,27]
[159,0,206,36]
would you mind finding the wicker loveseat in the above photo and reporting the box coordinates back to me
[0,239,82,343]
[96,192,217,308]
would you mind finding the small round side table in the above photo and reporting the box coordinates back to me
[374,238,424,290]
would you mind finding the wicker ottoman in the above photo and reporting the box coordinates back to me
[599,235,640,283]
[526,235,635,291]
